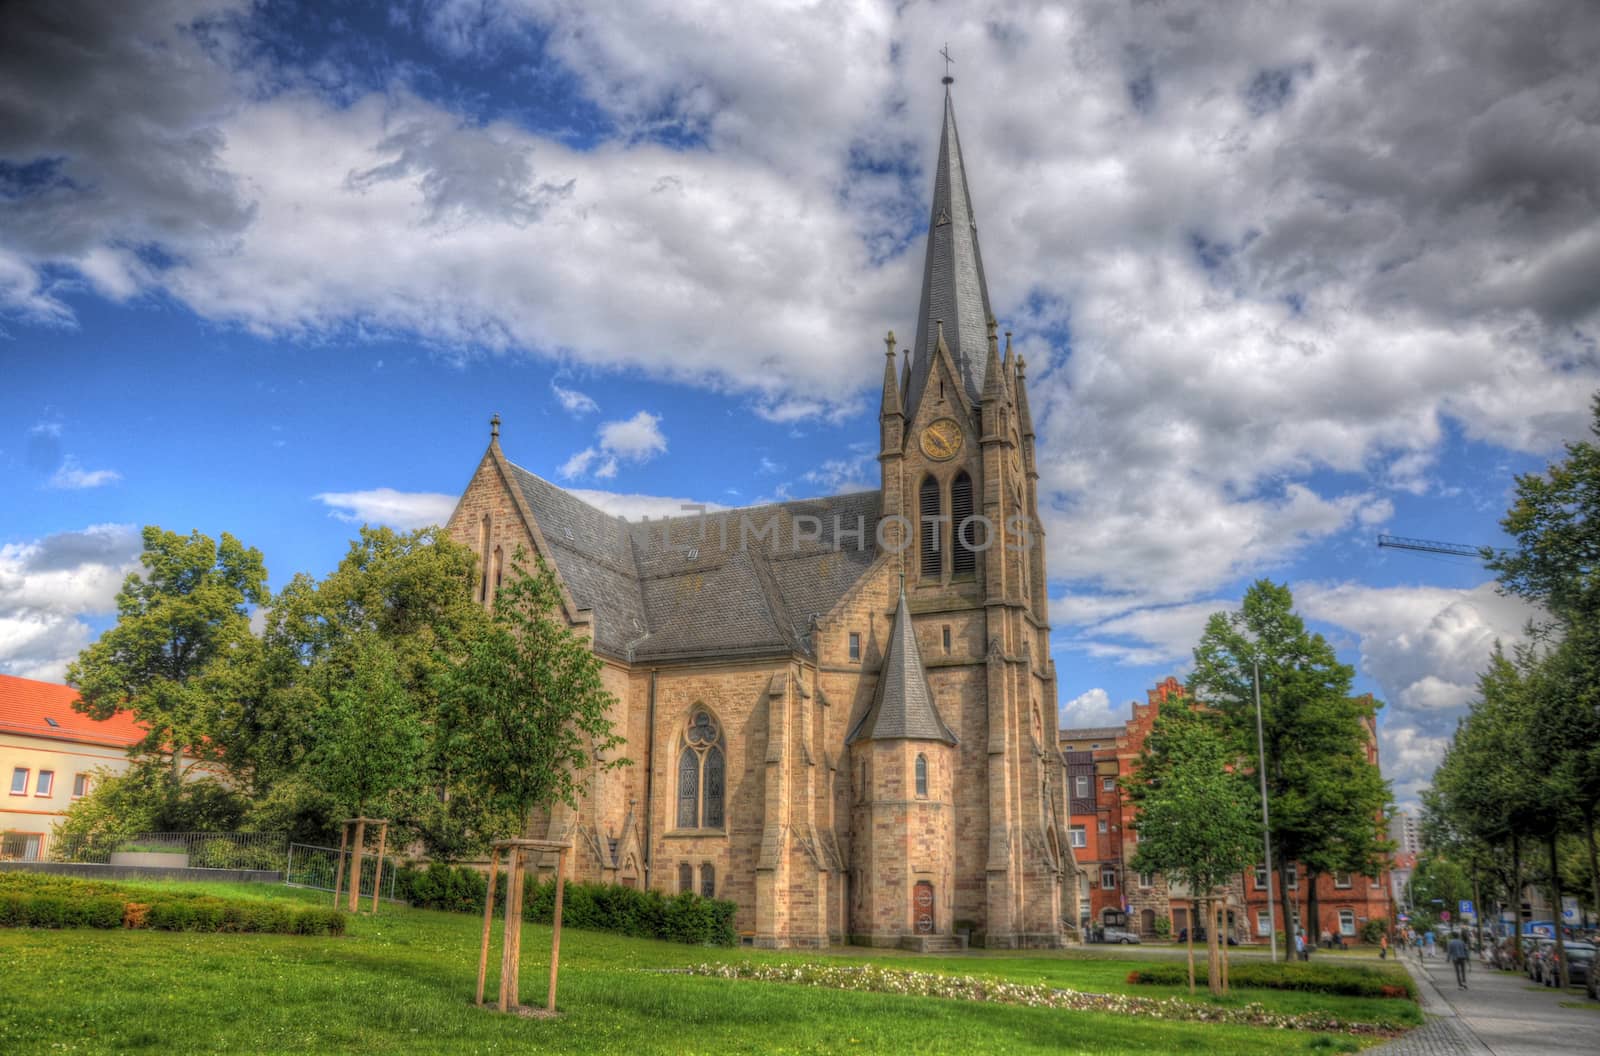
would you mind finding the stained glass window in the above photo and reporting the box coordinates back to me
[677,710,726,830]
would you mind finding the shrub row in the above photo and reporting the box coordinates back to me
[396,862,737,946]
[0,877,344,936]
[1126,960,1417,999]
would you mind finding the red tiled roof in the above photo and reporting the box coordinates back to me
[0,673,144,749]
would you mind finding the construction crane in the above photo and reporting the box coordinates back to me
[1376,534,1506,559]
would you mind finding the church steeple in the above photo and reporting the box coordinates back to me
[905,83,995,422]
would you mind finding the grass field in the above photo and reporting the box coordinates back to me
[0,880,1418,1054]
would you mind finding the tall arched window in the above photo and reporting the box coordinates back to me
[951,471,979,577]
[675,710,725,829]
[492,545,504,596]
[919,476,943,579]
[678,862,693,893]
[700,863,716,898]
[477,515,491,602]
[915,753,928,797]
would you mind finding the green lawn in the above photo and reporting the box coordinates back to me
[0,880,1417,1054]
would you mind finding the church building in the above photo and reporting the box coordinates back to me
[446,83,1077,949]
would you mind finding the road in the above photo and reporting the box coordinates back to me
[1373,950,1598,1055]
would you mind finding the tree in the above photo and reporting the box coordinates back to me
[305,634,425,819]
[1129,704,1261,995]
[446,548,625,831]
[68,527,268,792]
[1189,581,1392,955]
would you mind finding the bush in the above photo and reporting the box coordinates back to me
[395,862,736,946]
[1359,918,1388,944]
[1153,916,1172,940]
[1126,960,1417,999]
[0,875,343,937]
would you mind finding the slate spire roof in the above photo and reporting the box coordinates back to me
[846,585,958,745]
[905,84,996,421]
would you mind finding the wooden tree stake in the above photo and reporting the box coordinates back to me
[370,822,389,914]
[347,817,367,914]
[332,821,349,906]
[476,847,501,1007]
[548,846,567,1012]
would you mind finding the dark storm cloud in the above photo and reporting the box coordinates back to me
[21,524,140,574]
[0,1,255,260]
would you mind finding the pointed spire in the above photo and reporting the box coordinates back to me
[905,84,995,421]
[880,330,902,418]
[1015,355,1035,439]
[845,586,957,745]
[982,315,1004,404]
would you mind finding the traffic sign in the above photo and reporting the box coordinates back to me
[1562,897,1579,922]
[1440,910,1450,922]
[1459,900,1474,917]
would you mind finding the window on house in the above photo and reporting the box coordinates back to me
[1074,775,1089,799]
[1286,863,1298,889]
[1254,864,1268,889]
[1257,910,1272,936]
[72,773,90,799]
[701,863,716,898]
[1102,776,1115,792]
[914,754,928,798]
[919,476,943,579]
[1090,743,1100,749]
[1101,867,1117,890]
[1334,872,1352,889]
[676,710,726,829]
[942,626,951,653]
[848,632,860,662]
[1068,826,1086,848]
[1097,819,1107,833]
[0,832,43,861]
[9,768,27,796]
[34,771,53,797]
[1138,872,1154,889]
[1338,909,1356,937]
[950,471,979,576]
[678,863,693,893]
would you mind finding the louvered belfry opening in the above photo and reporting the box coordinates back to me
[951,471,979,577]
[919,476,943,579]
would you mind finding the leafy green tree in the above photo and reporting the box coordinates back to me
[305,634,426,819]
[1188,580,1392,954]
[445,547,625,838]
[68,527,268,791]
[51,760,249,860]
[1129,704,1261,995]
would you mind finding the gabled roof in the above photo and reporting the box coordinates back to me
[905,86,996,421]
[846,587,957,745]
[500,456,879,664]
[0,673,144,749]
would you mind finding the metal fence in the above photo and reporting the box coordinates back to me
[29,831,289,871]
[284,842,401,902]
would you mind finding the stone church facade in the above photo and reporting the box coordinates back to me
[446,86,1078,949]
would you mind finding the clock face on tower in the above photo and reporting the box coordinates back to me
[920,418,964,461]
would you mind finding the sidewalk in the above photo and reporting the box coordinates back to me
[1370,950,1596,1055]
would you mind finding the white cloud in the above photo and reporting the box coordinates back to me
[1059,687,1122,730]
[552,381,599,415]
[313,488,457,530]
[563,410,667,480]
[48,456,121,489]
[0,524,140,680]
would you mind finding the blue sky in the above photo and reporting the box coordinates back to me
[3,1,1597,810]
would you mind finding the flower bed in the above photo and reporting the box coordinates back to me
[668,961,1402,1035]
[0,873,343,936]
[1126,961,1417,999]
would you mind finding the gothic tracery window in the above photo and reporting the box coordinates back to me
[915,753,928,797]
[676,710,726,829]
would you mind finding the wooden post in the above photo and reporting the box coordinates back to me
[476,847,501,1007]
[547,846,567,1012]
[370,822,389,914]
[499,848,523,1012]
[347,817,366,914]
[332,821,349,906]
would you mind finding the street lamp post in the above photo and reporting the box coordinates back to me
[1254,657,1277,963]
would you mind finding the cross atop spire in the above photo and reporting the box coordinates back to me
[940,43,954,85]
[903,84,995,422]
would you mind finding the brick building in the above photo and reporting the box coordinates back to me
[1061,680,1390,944]
[444,83,1078,949]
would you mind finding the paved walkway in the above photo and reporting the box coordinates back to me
[1370,951,1597,1055]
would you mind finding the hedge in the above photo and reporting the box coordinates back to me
[396,862,737,946]
[0,876,343,936]
[1126,960,1417,999]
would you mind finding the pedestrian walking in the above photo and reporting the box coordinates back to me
[1447,931,1470,989]
[1380,933,1389,960]
[1320,927,1332,950]
[1425,930,1437,959]
[1294,929,1308,962]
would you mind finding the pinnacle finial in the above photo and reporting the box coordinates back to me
[1016,354,1026,376]
[1005,330,1012,355]
[885,330,897,358]
[935,319,945,345]
[490,413,501,440]
[986,315,998,342]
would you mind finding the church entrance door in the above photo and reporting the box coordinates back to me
[913,881,935,934]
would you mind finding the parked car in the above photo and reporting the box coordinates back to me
[1540,942,1596,988]
[1524,938,1555,982]
[1098,926,1142,944]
